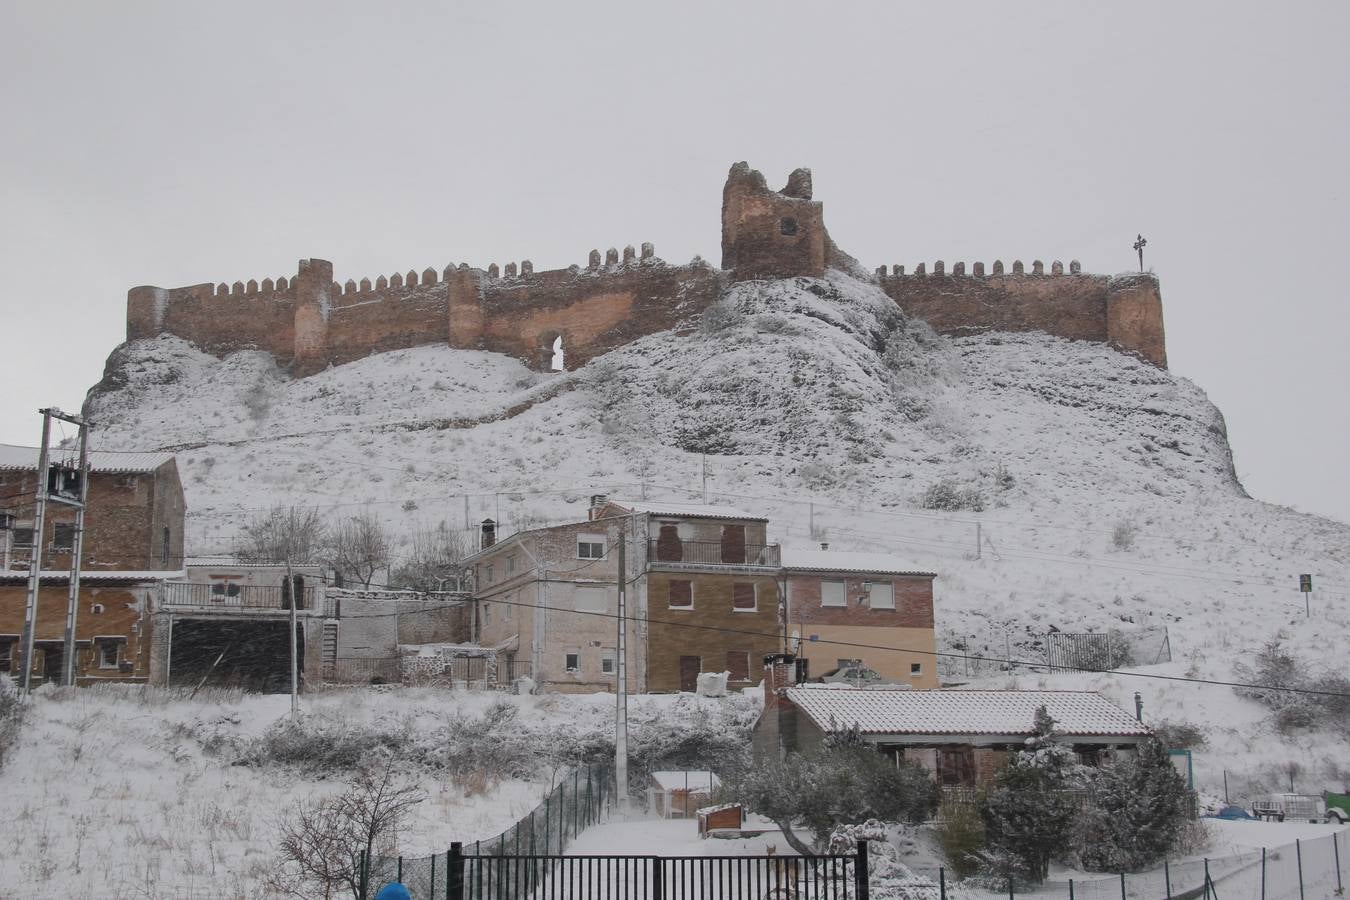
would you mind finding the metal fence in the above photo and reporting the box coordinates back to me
[940,626,1171,681]
[1044,628,1172,672]
[367,765,612,898]
[901,830,1345,899]
[648,539,781,568]
[366,848,865,899]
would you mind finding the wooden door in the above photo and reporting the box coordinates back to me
[679,655,701,692]
[656,524,683,561]
[720,524,746,564]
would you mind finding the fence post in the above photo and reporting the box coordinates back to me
[1069,877,1075,900]
[651,856,664,900]
[397,856,403,884]
[358,849,369,900]
[1334,831,1343,895]
[1120,871,1126,900]
[1203,858,1210,900]
[430,852,436,899]
[1164,859,1171,899]
[449,841,465,900]
[1296,838,1305,900]
[939,867,947,900]
[544,797,551,854]
[855,841,870,900]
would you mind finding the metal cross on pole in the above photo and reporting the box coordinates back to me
[1134,234,1148,272]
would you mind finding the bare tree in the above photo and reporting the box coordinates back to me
[269,756,425,899]
[235,505,327,566]
[390,521,470,592]
[327,511,392,588]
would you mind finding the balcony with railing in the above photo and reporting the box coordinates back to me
[161,582,332,616]
[647,539,780,569]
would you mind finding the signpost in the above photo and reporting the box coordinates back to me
[1299,574,1312,618]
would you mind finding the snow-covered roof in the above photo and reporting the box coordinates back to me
[650,771,721,792]
[185,557,324,571]
[0,443,174,474]
[784,688,1150,739]
[781,548,936,577]
[0,570,186,583]
[604,499,765,522]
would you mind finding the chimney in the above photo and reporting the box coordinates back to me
[762,653,799,710]
[819,542,829,551]
[480,518,496,550]
[589,494,609,521]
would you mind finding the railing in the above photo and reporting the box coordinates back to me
[329,657,402,684]
[161,581,320,612]
[647,539,780,568]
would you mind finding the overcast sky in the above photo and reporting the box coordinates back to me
[2,1,1346,523]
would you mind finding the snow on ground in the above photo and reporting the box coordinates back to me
[0,685,757,900]
[80,272,1350,800]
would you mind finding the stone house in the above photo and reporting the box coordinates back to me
[783,547,938,689]
[0,445,186,684]
[753,656,1150,788]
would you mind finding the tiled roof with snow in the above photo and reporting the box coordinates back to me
[781,548,936,577]
[0,570,186,583]
[0,443,174,474]
[650,771,720,792]
[785,688,1150,738]
[604,499,765,521]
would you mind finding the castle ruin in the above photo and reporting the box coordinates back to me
[124,162,1166,374]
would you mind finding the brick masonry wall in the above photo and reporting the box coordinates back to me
[2,462,185,571]
[0,582,153,682]
[646,571,780,693]
[786,573,934,629]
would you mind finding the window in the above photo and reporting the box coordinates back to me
[507,555,517,575]
[869,581,895,610]
[668,580,693,609]
[576,534,606,559]
[779,217,798,236]
[726,650,750,682]
[576,586,607,614]
[910,662,923,676]
[114,474,138,489]
[601,648,616,675]
[53,524,76,551]
[212,582,226,596]
[12,527,34,549]
[821,580,846,607]
[732,582,756,611]
[162,526,171,564]
[98,639,121,669]
[565,650,581,672]
[90,603,104,615]
[0,640,12,673]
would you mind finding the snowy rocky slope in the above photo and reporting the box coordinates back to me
[84,269,1350,793]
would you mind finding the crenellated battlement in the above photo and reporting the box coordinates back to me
[123,162,1166,373]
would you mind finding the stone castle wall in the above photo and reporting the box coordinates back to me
[123,162,1168,373]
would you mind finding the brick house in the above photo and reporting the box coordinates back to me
[753,656,1150,788]
[466,497,784,694]
[783,547,938,689]
[606,499,782,693]
[0,444,186,684]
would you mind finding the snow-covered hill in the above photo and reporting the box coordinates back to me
[85,269,1350,793]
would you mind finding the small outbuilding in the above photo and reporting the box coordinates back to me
[648,770,721,819]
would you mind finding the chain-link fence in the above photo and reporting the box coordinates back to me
[940,626,1172,681]
[902,830,1346,899]
[364,764,612,898]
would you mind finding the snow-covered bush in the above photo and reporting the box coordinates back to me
[698,301,746,335]
[922,478,986,512]
[733,726,935,855]
[1111,519,1138,551]
[1151,719,1207,749]
[978,707,1084,884]
[1234,641,1350,733]
[1071,739,1193,872]
[936,800,985,879]
[0,679,21,768]
[247,715,415,773]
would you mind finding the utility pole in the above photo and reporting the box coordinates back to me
[60,417,91,687]
[287,557,298,719]
[18,411,54,693]
[615,516,629,816]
